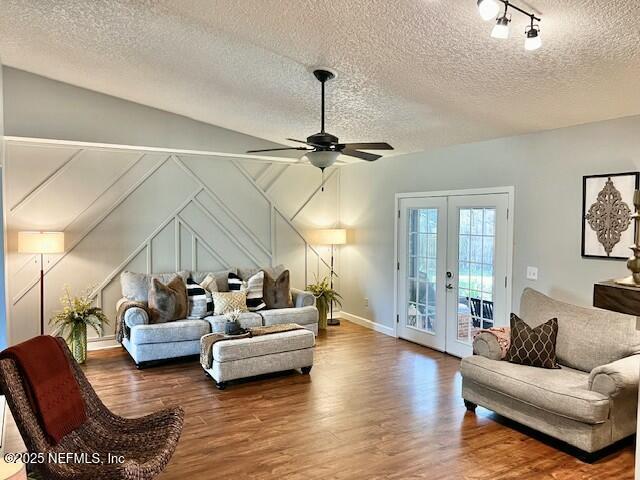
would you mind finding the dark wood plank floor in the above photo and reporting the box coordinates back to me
[4,321,635,479]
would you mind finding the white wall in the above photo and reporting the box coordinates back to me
[2,69,339,346]
[0,58,6,348]
[339,115,640,330]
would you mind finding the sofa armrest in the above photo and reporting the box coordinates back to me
[589,355,640,398]
[291,288,315,308]
[117,297,149,328]
[472,332,503,361]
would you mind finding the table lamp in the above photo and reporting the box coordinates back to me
[18,231,65,335]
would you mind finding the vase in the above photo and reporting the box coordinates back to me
[70,323,87,364]
[317,299,328,330]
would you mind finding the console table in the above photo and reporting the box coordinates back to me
[593,280,640,478]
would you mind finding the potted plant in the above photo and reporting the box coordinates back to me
[50,286,109,364]
[306,276,342,330]
[224,309,243,335]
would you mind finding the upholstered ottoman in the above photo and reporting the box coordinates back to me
[202,329,315,389]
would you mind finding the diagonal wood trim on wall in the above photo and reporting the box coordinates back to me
[4,138,340,345]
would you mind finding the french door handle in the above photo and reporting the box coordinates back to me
[446,283,453,290]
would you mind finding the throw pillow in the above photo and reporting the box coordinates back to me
[148,276,188,323]
[505,313,560,369]
[186,277,213,319]
[200,274,218,293]
[245,271,266,311]
[263,270,294,309]
[227,272,244,291]
[211,291,249,315]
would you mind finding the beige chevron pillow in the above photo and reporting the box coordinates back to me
[211,291,248,315]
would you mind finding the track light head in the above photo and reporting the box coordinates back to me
[491,15,511,39]
[477,0,500,21]
[525,24,542,51]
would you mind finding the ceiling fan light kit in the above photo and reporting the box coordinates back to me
[246,68,394,186]
[477,0,542,50]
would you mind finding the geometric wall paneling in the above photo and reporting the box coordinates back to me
[178,202,251,269]
[175,155,272,245]
[150,221,176,273]
[5,143,81,214]
[274,212,308,289]
[4,138,340,346]
[257,163,290,193]
[10,149,143,230]
[178,223,193,271]
[238,160,271,183]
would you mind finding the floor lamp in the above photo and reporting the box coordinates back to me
[18,232,65,336]
[311,229,347,326]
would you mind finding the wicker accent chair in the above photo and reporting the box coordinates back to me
[0,338,184,480]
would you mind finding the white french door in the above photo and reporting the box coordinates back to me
[396,189,512,357]
[397,197,448,351]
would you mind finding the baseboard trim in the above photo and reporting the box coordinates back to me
[88,337,120,351]
[338,311,395,337]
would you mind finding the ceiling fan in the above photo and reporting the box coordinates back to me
[247,69,394,176]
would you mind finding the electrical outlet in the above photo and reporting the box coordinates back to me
[364,297,369,308]
[526,266,538,281]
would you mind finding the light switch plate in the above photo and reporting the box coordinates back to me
[526,266,538,281]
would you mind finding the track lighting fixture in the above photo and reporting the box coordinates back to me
[525,23,542,51]
[491,13,511,39]
[477,0,500,21]
[476,0,542,50]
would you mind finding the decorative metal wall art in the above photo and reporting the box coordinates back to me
[582,172,639,260]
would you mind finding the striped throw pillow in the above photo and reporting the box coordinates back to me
[228,272,244,291]
[228,271,265,311]
[186,277,213,319]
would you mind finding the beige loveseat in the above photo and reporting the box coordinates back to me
[461,288,640,457]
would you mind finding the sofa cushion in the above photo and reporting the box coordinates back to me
[121,271,189,302]
[238,264,285,282]
[212,329,315,362]
[205,312,263,333]
[520,288,640,372]
[129,319,211,345]
[460,355,610,424]
[260,306,318,326]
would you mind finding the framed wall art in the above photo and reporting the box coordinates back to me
[582,172,639,260]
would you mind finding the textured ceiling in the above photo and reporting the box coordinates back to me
[1,0,639,157]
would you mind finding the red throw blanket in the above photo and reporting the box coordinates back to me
[0,336,87,443]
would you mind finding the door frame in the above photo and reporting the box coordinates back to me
[393,186,515,339]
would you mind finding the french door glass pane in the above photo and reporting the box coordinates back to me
[406,207,438,333]
[457,207,496,343]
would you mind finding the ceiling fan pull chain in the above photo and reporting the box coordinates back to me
[321,167,325,192]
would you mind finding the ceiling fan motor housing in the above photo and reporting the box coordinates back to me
[307,132,340,149]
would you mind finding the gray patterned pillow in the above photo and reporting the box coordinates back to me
[505,314,560,369]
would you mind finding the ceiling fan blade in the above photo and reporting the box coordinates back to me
[341,142,394,150]
[340,148,382,162]
[286,137,324,148]
[246,147,311,153]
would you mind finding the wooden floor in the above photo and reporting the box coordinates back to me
[4,321,635,479]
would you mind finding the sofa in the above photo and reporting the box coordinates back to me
[461,288,640,457]
[117,268,318,367]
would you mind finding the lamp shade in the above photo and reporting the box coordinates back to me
[310,229,347,245]
[18,231,65,254]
